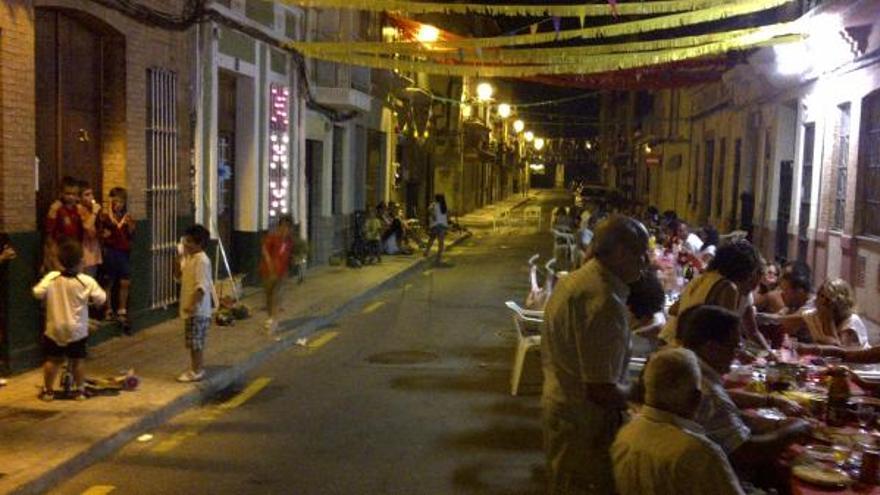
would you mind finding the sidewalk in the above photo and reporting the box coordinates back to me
[0,218,488,494]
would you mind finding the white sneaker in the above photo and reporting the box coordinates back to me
[176,369,205,383]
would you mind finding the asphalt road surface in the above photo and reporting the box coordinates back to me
[50,191,570,495]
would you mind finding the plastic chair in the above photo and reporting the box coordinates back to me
[523,206,542,230]
[552,229,578,269]
[505,301,544,396]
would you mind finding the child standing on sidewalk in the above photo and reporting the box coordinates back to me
[33,239,107,401]
[44,176,85,272]
[174,224,213,382]
[260,215,294,335]
[99,187,134,330]
[365,208,383,264]
[78,180,102,279]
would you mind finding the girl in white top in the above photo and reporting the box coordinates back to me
[802,278,869,348]
[423,194,449,264]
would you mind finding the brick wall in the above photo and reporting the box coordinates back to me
[0,1,37,233]
[30,0,194,220]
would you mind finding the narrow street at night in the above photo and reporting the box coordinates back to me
[48,193,568,495]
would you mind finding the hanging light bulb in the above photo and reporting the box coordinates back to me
[513,119,525,133]
[534,137,545,151]
[497,103,511,119]
[524,131,534,142]
[476,82,494,102]
[416,24,440,43]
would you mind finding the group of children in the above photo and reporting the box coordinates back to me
[33,177,217,400]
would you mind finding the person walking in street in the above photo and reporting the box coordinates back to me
[423,194,449,265]
[541,214,650,494]
[260,214,294,335]
[33,239,107,401]
[174,224,213,383]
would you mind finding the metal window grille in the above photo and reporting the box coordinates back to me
[833,104,850,230]
[861,93,880,236]
[146,68,179,309]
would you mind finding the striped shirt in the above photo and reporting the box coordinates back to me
[694,358,752,454]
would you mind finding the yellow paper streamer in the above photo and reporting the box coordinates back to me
[301,25,795,65]
[290,0,795,53]
[298,32,803,77]
[281,0,731,18]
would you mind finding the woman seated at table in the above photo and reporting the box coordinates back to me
[659,240,770,351]
[770,278,867,348]
[754,260,785,314]
[628,269,667,356]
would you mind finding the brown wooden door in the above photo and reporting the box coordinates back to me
[35,10,103,222]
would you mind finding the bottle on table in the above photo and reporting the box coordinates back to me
[827,367,851,427]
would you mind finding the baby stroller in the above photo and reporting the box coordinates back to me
[347,210,369,268]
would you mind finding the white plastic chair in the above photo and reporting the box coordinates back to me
[523,206,542,230]
[552,229,578,269]
[505,300,544,396]
[492,209,511,231]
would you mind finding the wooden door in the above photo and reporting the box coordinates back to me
[35,10,103,222]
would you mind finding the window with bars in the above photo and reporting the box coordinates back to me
[859,91,880,236]
[146,68,179,309]
[833,103,850,230]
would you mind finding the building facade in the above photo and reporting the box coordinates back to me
[617,0,880,326]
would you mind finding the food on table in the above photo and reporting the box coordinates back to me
[792,464,853,488]
[802,444,850,464]
[813,426,860,447]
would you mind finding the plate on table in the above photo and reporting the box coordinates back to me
[792,464,853,488]
[812,426,859,447]
[802,444,849,463]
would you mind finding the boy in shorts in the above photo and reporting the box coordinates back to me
[44,176,85,271]
[99,187,134,330]
[33,238,107,401]
[174,224,213,382]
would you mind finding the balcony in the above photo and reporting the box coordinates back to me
[312,61,372,113]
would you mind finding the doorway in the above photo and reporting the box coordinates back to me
[305,139,323,263]
[217,71,237,266]
[797,123,815,262]
[35,9,125,233]
[700,139,715,225]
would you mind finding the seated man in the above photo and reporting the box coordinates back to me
[613,347,744,495]
[678,305,811,472]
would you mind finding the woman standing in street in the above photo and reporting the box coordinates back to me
[423,194,449,265]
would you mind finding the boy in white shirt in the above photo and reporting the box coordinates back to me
[173,224,213,382]
[33,238,106,401]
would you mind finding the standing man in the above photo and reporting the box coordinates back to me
[541,214,650,494]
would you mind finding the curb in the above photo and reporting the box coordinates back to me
[10,231,473,495]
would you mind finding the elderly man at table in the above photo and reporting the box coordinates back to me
[541,214,650,495]
[613,347,745,495]
[678,305,812,472]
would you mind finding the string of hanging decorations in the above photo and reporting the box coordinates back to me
[289,0,795,53]
[293,29,803,77]
[281,0,735,19]
[303,25,795,65]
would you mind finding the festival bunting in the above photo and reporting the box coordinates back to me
[295,31,802,77]
[298,25,796,65]
[280,0,743,18]
[289,0,795,53]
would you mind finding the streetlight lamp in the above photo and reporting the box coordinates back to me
[524,131,534,142]
[476,82,494,102]
[416,24,440,43]
[513,119,524,133]
[534,137,545,151]
[497,103,511,119]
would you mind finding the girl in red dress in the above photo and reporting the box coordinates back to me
[260,215,294,334]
